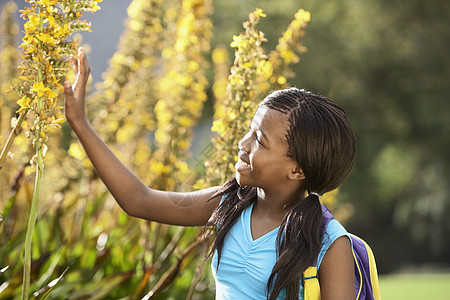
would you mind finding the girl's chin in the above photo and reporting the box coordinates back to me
[235,174,256,188]
[235,173,245,186]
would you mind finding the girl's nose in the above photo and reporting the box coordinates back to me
[238,132,251,153]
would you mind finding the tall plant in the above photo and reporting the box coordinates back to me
[201,8,268,186]
[88,0,164,143]
[0,0,101,298]
[149,0,213,190]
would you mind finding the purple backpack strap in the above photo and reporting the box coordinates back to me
[350,234,378,300]
[321,204,334,228]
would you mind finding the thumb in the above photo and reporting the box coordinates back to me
[64,80,74,98]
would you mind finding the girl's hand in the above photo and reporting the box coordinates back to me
[64,48,90,126]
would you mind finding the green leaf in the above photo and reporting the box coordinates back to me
[0,226,26,267]
[68,270,135,300]
[32,248,65,292]
[34,266,69,300]
[0,191,18,243]
[1,187,17,217]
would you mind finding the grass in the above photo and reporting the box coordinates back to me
[380,273,450,300]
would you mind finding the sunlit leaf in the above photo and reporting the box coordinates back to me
[32,248,65,293]
[69,270,134,300]
[33,266,69,300]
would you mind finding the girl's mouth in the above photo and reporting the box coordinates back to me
[236,159,252,172]
[236,151,252,171]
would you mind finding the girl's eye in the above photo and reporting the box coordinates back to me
[255,134,264,146]
[248,126,265,147]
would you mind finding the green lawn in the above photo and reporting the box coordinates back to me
[380,273,450,300]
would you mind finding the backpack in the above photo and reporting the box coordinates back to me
[303,205,381,300]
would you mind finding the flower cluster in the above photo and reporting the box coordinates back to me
[149,0,213,190]
[211,46,230,121]
[202,8,268,186]
[90,0,164,123]
[264,9,311,91]
[79,0,165,181]
[11,0,101,156]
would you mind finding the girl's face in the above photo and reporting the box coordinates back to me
[236,106,303,192]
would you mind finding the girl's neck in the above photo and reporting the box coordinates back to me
[256,187,305,217]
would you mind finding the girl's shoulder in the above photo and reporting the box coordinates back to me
[318,217,350,269]
[325,218,349,243]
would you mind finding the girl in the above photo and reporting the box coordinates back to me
[64,49,356,300]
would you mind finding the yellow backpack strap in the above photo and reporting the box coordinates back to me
[356,235,381,300]
[303,266,321,300]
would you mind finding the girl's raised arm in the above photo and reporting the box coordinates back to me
[64,49,220,226]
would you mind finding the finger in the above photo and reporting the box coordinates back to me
[83,57,90,81]
[71,57,78,77]
[78,48,90,80]
[77,52,82,76]
[81,50,90,78]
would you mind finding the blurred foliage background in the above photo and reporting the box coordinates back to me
[1,0,449,298]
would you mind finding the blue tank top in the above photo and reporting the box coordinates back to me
[211,201,349,299]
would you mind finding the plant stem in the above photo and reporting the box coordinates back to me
[21,139,44,300]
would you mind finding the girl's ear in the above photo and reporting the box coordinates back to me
[288,166,306,180]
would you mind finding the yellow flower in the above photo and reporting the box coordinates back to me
[92,4,101,11]
[211,119,226,134]
[17,96,32,112]
[295,9,311,23]
[37,0,58,6]
[20,34,36,49]
[178,116,193,127]
[54,24,70,38]
[277,76,287,85]
[47,89,59,99]
[24,15,40,33]
[212,47,228,63]
[257,60,272,78]
[68,143,86,160]
[31,82,52,98]
[19,7,35,19]
[46,15,56,27]
[37,33,57,45]
[230,35,247,48]
[254,8,267,18]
